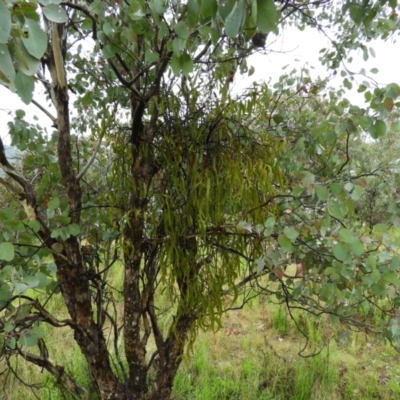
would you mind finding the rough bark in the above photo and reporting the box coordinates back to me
[46,21,122,399]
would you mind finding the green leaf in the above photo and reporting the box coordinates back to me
[369,119,386,139]
[370,268,381,284]
[4,322,14,333]
[102,21,112,35]
[264,217,275,235]
[374,223,388,233]
[349,4,364,23]
[102,44,116,59]
[333,242,349,262]
[325,267,337,277]
[315,185,328,201]
[0,43,15,84]
[41,4,68,23]
[51,242,64,253]
[225,0,245,38]
[366,255,376,271]
[68,223,81,236]
[0,242,14,261]
[390,256,400,272]
[46,263,57,275]
[0,1,12,43]
[19,332,38,347]
[28,220,40,233]
[327,199,342,219]
[15,282,28,294]
[48,198,60,210]
[14,72,35,104]
[30,325,45,339]
[47,208,55,218]
[250,0,257,26]
[384,270,400,287]
[283,226,299,241]
[218,0,235,20]
[181,53,193,76]
[8,337,16,350]
[369,47,376,58]
[201,0,217,18]
[257,0,277,34]
[22,18,48,59]
[36,272,48,288]
[174,21,190,39]
[171,53,181,75]
[54,215,71,224]
[351,185,363,201]
[358,85,368,95]
[339,228,354,244]
[343,78,352,90]
[349,239,364,256]
[329,183,343,195]
[372,279,386,296]
[386,83,400,100]
[278,233,292,252]
[23,275,40,288]
[0,284,12,301]
[391,121,400,132]
[151,0,168,14]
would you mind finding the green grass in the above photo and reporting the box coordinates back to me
[171,302,400,400]
[2,263,400,400]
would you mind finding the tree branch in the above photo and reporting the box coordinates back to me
[19,350,87,397]
[77,130,105,180]
[32,99,57,126]
[61,1,97,40]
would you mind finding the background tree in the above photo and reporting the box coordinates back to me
[1,1,400,399]
[348,114,400,230]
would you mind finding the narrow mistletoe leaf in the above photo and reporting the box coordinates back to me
[251,0,257,26]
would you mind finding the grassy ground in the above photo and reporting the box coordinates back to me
[2,271,400,399]
[173,297,400,399]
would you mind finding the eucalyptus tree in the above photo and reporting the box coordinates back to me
[1,1,400,399]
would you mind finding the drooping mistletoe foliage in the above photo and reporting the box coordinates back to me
[1,0,400,399]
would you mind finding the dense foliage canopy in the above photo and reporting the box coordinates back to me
[1,0,400,399]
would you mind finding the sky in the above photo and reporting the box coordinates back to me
[234,26,399,103]
[0,24,399,147]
